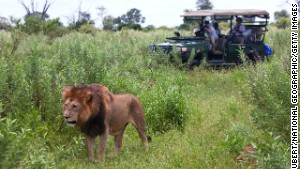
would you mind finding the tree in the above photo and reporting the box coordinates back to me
[18,0,66,35]
[67,3,94,30]
[9,17,22,29]
[273,8,291,29]
[102,15,116,30]
[144,25,155,32]
[0,16,11,30]
[274,9,290,20]
[196,0,213,10]
[119,8,145,24]
[114,8,145,30]
[19,0,53,20]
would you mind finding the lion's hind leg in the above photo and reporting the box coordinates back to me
[129,96,149,150]
[130,119,148,150]
[137,126,148,150]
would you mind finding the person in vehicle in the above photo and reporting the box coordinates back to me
[203,20,219,50]
[230,17,246,43]
[213,22,221,37]
[231,17,246,36]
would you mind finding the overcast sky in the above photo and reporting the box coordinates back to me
[0,0,291,27]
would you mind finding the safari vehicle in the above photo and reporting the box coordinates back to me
[149,9,273,67]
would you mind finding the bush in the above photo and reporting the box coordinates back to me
[139,69,188,133]
[247,60,290,141]
[42,18,69,38]
[78,24,98,36]
[22,16,43,34]
[274,17,290,29]
[255,132,290,169]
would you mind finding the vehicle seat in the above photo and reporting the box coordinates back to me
[212,37,225,55]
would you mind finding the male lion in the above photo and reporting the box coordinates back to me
[62,84,149,161]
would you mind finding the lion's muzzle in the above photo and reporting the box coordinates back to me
[64,114,77,126]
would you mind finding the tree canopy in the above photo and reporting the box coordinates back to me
[113,8,145,30]
[274,9,290,20]
[196,0,213,10]
[19,0,53,20]
[118,8,145,24]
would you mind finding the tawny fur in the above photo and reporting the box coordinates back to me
[62,84,148,161]
[237,145,256,167]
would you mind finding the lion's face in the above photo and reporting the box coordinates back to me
[63,98,82,126]
[62,86,93,127]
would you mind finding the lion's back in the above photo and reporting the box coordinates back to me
[109,94,145,131]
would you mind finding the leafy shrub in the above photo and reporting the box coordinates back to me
[42,18,69,39]
[247,60,290,141]
[275,17,290,29]
[208,123,253,158]
[255,132,290,169]
[139,69,188,133]
[78,24,98,36]
[0,114,39,168]
[22,16,43,35]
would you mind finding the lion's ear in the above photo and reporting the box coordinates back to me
[85,90,93,103]
[62,86,73,100]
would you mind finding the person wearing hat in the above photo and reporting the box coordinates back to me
[231,17,246,36]
[203,20,218,50]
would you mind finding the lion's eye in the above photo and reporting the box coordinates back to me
[72,105,78,110]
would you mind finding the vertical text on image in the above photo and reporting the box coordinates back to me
[291,3,298,169]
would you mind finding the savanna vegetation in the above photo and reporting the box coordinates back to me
[0,25,291,168]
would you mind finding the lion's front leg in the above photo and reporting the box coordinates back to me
[85,135,95,161]
[98,128,109,161]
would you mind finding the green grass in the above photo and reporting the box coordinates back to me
[0,28,290,168]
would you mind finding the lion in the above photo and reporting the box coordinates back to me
[62,83,149,161]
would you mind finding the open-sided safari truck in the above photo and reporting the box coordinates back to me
[149,9,273,68]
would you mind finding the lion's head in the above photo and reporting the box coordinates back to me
[62,86,93,127]
[62,84,111,128]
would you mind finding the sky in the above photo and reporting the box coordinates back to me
[0,0,291,28]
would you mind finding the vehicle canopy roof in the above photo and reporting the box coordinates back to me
[181,9,269,20]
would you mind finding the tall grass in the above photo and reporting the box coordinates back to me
[243,29,291,168]
[0,27,290,168]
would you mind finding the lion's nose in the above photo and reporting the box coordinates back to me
[64,115,70,119]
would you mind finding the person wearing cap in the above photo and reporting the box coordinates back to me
[203,20,218,49]
[231,17,246,36]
